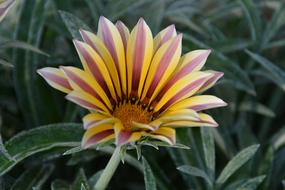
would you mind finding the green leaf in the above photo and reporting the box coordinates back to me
[106,0,147,20]
[225,175,266,190]
[230,101,276,117]
[261,4,285,48]
[0,58,13,68]
[246,50,285,91]
[88,170,103,187]
[271,127,285,149]
[81,184,87,190]
[177,165,212,187]
[142,157,157,190]
[11,164,54,190]
[13,0,50,127]
[0,134,13,163]
[201,127,215,181]
[140,140,190,149]
[216,144,260,184]
[184,34,255,95]
[0,40,49,56]
[63,146,82,155]
[72,168,91,190]
[58,10,91,39]
[239,0,262,42]
[0,123,83,176]
[51,180,70,190]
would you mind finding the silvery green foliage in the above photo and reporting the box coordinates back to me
[0,0,285,189]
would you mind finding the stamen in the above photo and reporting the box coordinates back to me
[113,103,152,130]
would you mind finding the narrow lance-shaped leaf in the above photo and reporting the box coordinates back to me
[11,165,54,190]
[0,40,49,56]
[51,180,70,190]
[261,4,285,48]
[72,168,91,190]
[201,127,215,182]
[216,144,260,184]
[239,0,262,42]
[177,165,212,187]
[246,50,285,91]
[58,10,91,39]
[0,123,83,176]
[224,175,266,190]
[142,157,157,190]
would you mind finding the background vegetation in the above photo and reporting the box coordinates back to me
[0,0,285,189]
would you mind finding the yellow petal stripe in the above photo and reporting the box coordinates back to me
[114,122,142,145]
[66,90,111,114]
[37,67,72,93]
[168,95,227,112]
[153,24,176,52]
[142,35,182,104]
[176,50,211,73]
[154,71,213,112]
[82,123,115,149]
[115,20,130,50]
[79,29,122,99]
[73,40,117,102]
[127,18,153,98]
[97,16,127,95]
[83,113,117,129]
[197,71,224,93]
[163,113,218,128]
[147,127,176,145]
[60,66,112,111]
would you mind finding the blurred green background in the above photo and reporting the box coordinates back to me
[0,0,285,189]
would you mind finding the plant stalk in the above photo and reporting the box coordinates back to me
[94,146,121,190]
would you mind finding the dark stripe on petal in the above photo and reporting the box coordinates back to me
[76,42,113,100]
[84,129,114,148]
[39,70,71,90]
[66,95,102,111]
[131,18,146,97]
[146,35,182,99]
[117,130,132,145]
[158,77,209,112]
[154,51,210,103]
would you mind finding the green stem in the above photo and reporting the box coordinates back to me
[94,146,121,190]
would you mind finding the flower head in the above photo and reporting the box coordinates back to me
[38,17,227,149]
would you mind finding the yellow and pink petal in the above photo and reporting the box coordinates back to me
[168,95,227,112]
[153,50,211,105]
[60,66,112,111]
[197,71,224,93]
[163,113,218,128]
[153,71,213,113]
[97,16,127,95]
[142,34,182,103]
[37,67,72,93]
[73,40,117,103]
[147,127,176,145]
[82,123,115,149]
[114,122,142,145]
[115,21,130,50]
[66,91,111,114]
[126,18,153,98]
[83,113,117,130]
[79,29,122,99]
[153,24,177,53]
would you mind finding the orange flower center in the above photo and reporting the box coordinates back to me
[113,103,152,130]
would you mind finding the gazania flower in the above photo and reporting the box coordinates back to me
[38,17,227,149]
